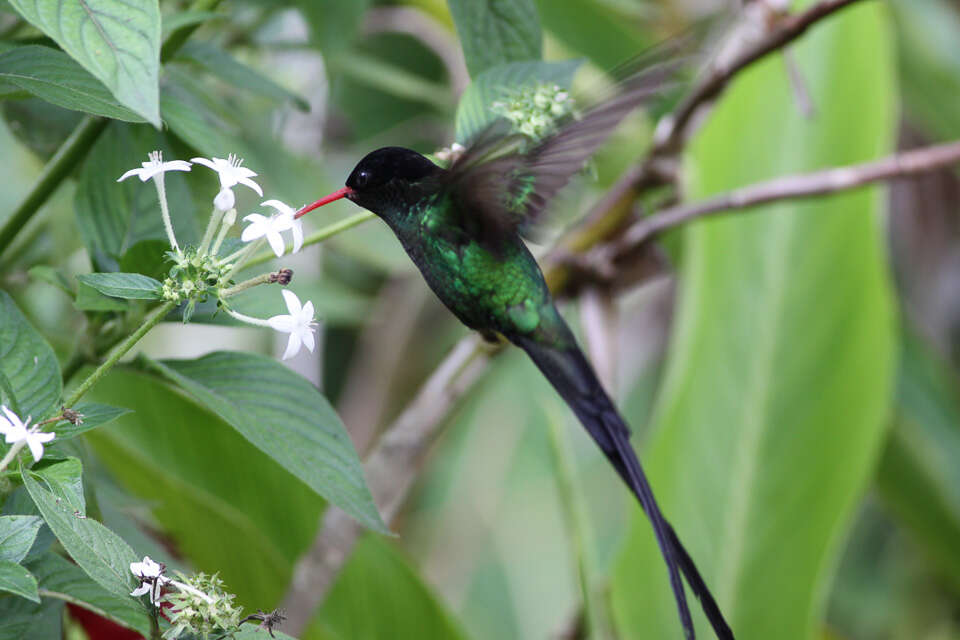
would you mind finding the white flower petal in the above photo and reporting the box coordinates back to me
[237,176,263,196]
[190,157,218,170]
[267,314,296,332]
[162,160,192,173]
[25,434,44,462]
[301,327,316,353]
[266,229,286,257]
[291,219,304,254]
[281,289,302,316]
[282,331,303,360]
[301,300,315,322]
[214,188,235,212]
[261,200,294,217]
[117,168,145,182]
[131,583,151,597]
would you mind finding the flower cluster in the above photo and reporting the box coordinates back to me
[117,152,319,359]
[0,406,54,462]
[491,83,575,142]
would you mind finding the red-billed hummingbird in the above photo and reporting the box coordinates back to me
[297,57,733,640]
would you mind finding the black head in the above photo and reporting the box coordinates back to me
[345,147,441,214]
[295,147,442,221]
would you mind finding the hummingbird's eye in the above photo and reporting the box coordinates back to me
[355,170,371,189]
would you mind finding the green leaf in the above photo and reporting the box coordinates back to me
[7,0,162,126]
[74,123,197,271]
[32,458,84,515]
[296,0,369,57]
[447,0,542,77]
[177,41,309,111]
[0,559,39,602]
[455,59,582,144]
[0,595,61,640]
[610,3,896,638]
[76,273,163,300]
[84,367,324,608]
[28,553,151,636]
[890,0,960,140]
[161,10,223,38]
[306,535,468,640]
[0,516,43,563]
[73,283,128,312]
[21,460,138,598]
[0,290,62,419]
[50,402,130,441]
[0,45,143,121]
[876,331,960,592]
[533,0,649,70]
[143,352,387,534]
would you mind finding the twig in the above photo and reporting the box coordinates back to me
[604,140,960,260]
[281,335,493,632]
[654,0,864,153]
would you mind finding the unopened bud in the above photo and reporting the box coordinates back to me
[61,407,83,425]
[214,188,236,212]
[269,268,293,286]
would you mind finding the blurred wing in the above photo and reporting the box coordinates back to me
[444,32,703,243]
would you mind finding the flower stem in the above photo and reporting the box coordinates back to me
[0,441,24,474]
[199,206,223,255]
[154,175,180,254]
[210,209,236,256]
[220,273,273,298]
[243,211,374,269]
[223,238,264,280]
[223,307,272,328]
[63,301,176,408]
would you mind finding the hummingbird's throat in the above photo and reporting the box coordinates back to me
[295,186,354,218]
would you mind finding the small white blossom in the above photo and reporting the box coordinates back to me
[0,406,54,462]
[130,556,170,606]
[191,154,263,196]
[117,151,192,183]
[268,290,317,360]
[261,199,303,253]
[241,212,294,257]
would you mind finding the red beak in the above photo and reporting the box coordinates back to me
[295,186,354,219]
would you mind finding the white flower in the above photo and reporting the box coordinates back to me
[268,289,317,360]
[261,199,303,253]
[191,154,263,196]
[130,556,170,606]
[0,406,54,462]
[241,212,294,257]
[117,151,191,182]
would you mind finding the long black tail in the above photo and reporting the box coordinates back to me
[510,329,733,640]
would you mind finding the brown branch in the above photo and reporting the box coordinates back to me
[601,140,960,263]
[655,0,864,153]
[282,335,495,632]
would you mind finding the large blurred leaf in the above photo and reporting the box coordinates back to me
[454,59,581,144]
[534,0,649,70]
[876,332,960,592]
[0,45,143,121]
[295,0,369,58]
[144,352,387,534]
[306,535,468,640]
[890,0,960,140]
[28,552,151,636]
[176,41,309,111]
[74,123,196,271]
[0,290,61,419]
[447,0,541,77]
[7,0,161,125]
[85,366,325,607]
[22,459,138,599]
[611,3,896,638]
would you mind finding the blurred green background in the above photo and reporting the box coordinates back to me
[2,0,960,638]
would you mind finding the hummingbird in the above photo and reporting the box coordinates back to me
[297,56,733,640]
